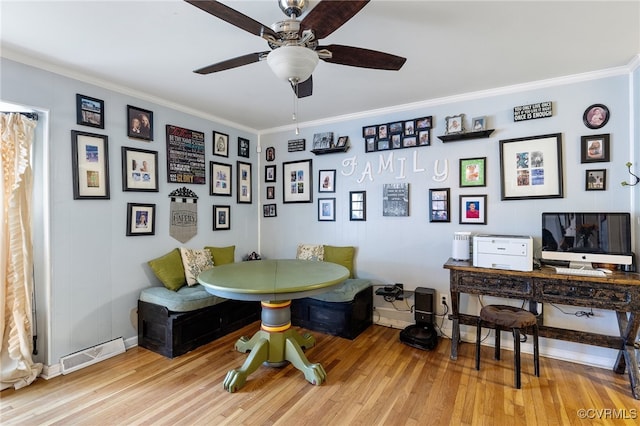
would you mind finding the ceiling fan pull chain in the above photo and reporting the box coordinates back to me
[292,79,300,135]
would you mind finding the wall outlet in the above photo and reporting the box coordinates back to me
[394,283,404,300]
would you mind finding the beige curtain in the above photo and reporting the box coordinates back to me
[1,112,42,390]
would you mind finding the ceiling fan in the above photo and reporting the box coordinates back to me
[185,0,407,98]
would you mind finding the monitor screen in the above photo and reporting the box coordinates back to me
[541,212,632,266]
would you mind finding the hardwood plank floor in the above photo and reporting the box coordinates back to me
[2,322,639,425]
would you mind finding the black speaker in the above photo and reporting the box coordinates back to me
[415,287,435,325]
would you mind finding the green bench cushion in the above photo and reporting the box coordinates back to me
[308,279,371,303]
[139,284,226,312]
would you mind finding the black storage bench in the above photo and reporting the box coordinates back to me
[291,278,372,340]
[138,285,260,358]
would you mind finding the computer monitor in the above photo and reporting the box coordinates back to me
[541,212,633,268]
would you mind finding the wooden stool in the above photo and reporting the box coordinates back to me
[475,305,540,389]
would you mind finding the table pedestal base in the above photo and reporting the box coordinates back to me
[223,300,327,393]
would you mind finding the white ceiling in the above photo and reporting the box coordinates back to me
[2,1,639,132]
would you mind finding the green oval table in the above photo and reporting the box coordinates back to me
[198,259,349,392]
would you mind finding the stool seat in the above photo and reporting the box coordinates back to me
[480,305,536,329]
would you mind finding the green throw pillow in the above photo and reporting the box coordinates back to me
[323,245,355,278]
[204,245,236,265]
[148,248,186,291]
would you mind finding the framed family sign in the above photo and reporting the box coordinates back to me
[71,130,110,199]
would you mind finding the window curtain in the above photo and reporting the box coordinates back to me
[1,112,42,390]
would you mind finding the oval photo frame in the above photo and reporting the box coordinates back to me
[583,103,609,129]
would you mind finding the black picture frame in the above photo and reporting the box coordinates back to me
[318,169,336,193]
[213,131,229,157]
[127,105,153,141]
[583,104,609,129]
[76,94,104,129]
[71,130,110,199]
[166,125,206,184]
[126,203,155,236]
[263,204,277,217]
[459,194,487,225]
[213,205,231,230]
[586,169,607,191]
[121,147,159,192]
[581,134,610,163]
[266,146,276,162]
[429,188,450,223]
[236,161,252,204]
[349,191,366,221]
[265,165,276,182]
[210,161,232,196]
[238,137,250,158]
[266,185,275,200]
[499,133,563,200]
[283,159,313,204]
[382,183,409,217]
[318,198,336,221]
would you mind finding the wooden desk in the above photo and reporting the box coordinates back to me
[443,258,640,399]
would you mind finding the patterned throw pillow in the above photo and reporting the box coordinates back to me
[179,248,214,286]
[296,244,324,261]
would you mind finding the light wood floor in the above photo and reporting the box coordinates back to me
[2,322,639,425]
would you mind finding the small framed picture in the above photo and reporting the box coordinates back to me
[418,130,430,146]
[389,122,403,133]
[266,146,276,162]
[238,137,250,158]
[365,137,376,152]
[378,124,388,139]
[402,136,417,148]
[583,104,609,129]
[318,198,336,221]
[236,161,252,204]
[213,205,231,230]
[350,191,366,221]
[312,132,334,150]
[318,169,336,193]
[71,130,110,199]
[415,116,432,129]
[459,194,487,225]
[76,94,104,129]
[445,114,465,134]
[121,147,159,192]
[127,105,153,141]
[266,185,275,199]
[283,159,313,204]
[337,136,349,147]
[263,204,277,218]
[586,169,606,191]
[459,157,486,187]
[213,131,229,157]
[581,134,610,163]
[265,165,276,182]
[126,203,155,236]
[404,120,415,136]
[209,161,232,196]
[471,116,486,131]
[429,188,450,222]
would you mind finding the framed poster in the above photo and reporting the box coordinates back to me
[383,183,409,217]
[318,198,336,221]
[76,94,104,129]
[213,205,231,230]
[126,203,155,236]
[459,194,487,225]
[318,169,336,193]
[459,157,486,187]
[209,161,232,196]
[238,137,250,158]
[127,105,153,141]
[349,191,366,221]
[499,133,563,200]
[71,130,110,199]
[581,134,610,163]
[166,125,206,184]
[213,131,229,157]
[237,161,252,204]
[429,188,450,222]
[283,159,313,203]
[121,147,159,192]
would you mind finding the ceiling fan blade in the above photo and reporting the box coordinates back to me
[318,45,406,71]
[301,0,369,40]
[184,0,278,39]
[194,52,268,74]
[291,76,313,98]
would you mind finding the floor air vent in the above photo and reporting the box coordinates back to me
[60,337,125,375]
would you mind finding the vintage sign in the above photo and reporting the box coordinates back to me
[288,138,306,152]
[514,101,553,122]
[169,186,198,243]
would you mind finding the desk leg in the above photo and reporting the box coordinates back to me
[450,289,461,360]
[614,311,640,399]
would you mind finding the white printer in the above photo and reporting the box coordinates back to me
[473,234,533,272]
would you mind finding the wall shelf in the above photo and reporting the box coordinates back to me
[311,145,350,155]
[437,129,495,143]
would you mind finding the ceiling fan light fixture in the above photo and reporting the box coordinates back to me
[267,45,319,84]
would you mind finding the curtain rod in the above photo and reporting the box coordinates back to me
[1,111,38,121]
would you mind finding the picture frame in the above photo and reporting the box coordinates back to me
[212,205,231,230]
[318,169,336,193]
[287,138,305,152]
[318,198,336,221]
[263,204,277,218]
[266,146,276,162]
[236,161,252,204]
[209,161,232,196]
[459,157,486,187]
[265,165,276,182]
[349,191,366,221]
[383,183,409,217]
[389,122,403,134]
[378,124,388,140]
[213,131,229,157]
[266,185,275,200]
[363,126,377,138]
[581,134,610,163]
[418,130,430,146]
[459,194,487,225]
[121,147,159,192]
[445,114,464,134]
[404,120,415,136]
[166,125,206,184]
[127,105,153,141]
[283,159,313,203]
[415,116,432,129]
[583,104,609,129]
[337,136,349,147]
[499,133,563,200]
[126,203,155,236]
[585,169,606,191]
[76,94,104,129]
[429,188,450,223]
[71,130,110,199]
[365,137,376,153]
[238,137,250,158]
[471,116,486,131]
[312,132,334,150]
